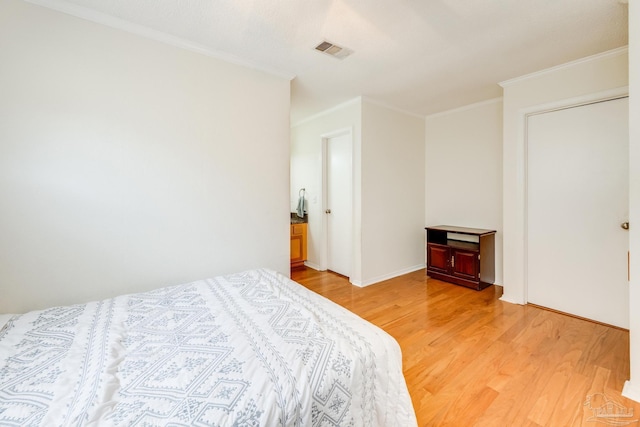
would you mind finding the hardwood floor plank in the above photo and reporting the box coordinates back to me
[291,267,640,426]
[546,372,591,427]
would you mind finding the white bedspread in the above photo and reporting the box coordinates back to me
[0,269,416,426]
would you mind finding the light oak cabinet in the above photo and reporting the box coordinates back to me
[426,225,496,290]
[290,223,307,269]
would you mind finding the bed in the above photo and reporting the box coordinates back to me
[0,268,417,426]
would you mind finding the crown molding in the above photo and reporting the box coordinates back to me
[23,0,296,81]
[499,46,628,88]
[425,97,503,119]
[291,97,361,128]
[292,95,427,128]
[360,96,425,120]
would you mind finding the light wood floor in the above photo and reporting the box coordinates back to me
[291,267,640,427]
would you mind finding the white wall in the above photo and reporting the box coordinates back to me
[0,0,291,313]
[500,47,629,304]
[290,99,362,279]
[290,98,425,286]
[425,98,503,285]
[359,101,425,285]
[623,0,640,403]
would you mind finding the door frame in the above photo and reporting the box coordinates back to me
[320,127,354,277]
[512,87,630,305]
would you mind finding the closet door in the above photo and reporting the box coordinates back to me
[325,132,352,277]
[527,97,629,328]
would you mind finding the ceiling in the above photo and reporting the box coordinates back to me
[32,0,628,123]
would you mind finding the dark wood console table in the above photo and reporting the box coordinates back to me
[425,225,496,290]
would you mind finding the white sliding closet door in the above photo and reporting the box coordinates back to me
[527,97,629,328]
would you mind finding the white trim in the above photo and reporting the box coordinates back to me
[320,127,353,140]
[498,294,522,305]
[513,87,630,305]
[499,46,628,88]
[292,98,361,128]
[351,264,425,287]
[425,97,503,119]
[23,0,295,81]
[521,87,629,117]
[361,96,425,120]
[293,96,426,128]
[623,381,640,403]
[303,261,321,271]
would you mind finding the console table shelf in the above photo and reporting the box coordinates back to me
[425,225,496,290]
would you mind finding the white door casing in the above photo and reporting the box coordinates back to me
[526,97,629,328]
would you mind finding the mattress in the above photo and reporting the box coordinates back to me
[0,268,416,426]
[0,314,13,330]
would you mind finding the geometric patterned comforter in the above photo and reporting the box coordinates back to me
[0,269,417,426]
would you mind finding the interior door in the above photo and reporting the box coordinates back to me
[326,132,352,277]
[527,97,629,328]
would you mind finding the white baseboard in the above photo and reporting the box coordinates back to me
[499,295,525,305]
[623,380,640,403]
[351,264,425,288]
[303,261,321,271]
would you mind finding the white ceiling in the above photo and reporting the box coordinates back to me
[32,0,628,123]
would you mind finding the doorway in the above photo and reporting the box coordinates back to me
[322,129,353,278]
[526,96,629,328]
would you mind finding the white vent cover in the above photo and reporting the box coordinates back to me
[314,41,353,60]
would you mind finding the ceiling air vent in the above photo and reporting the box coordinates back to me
[314,40,353,60]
